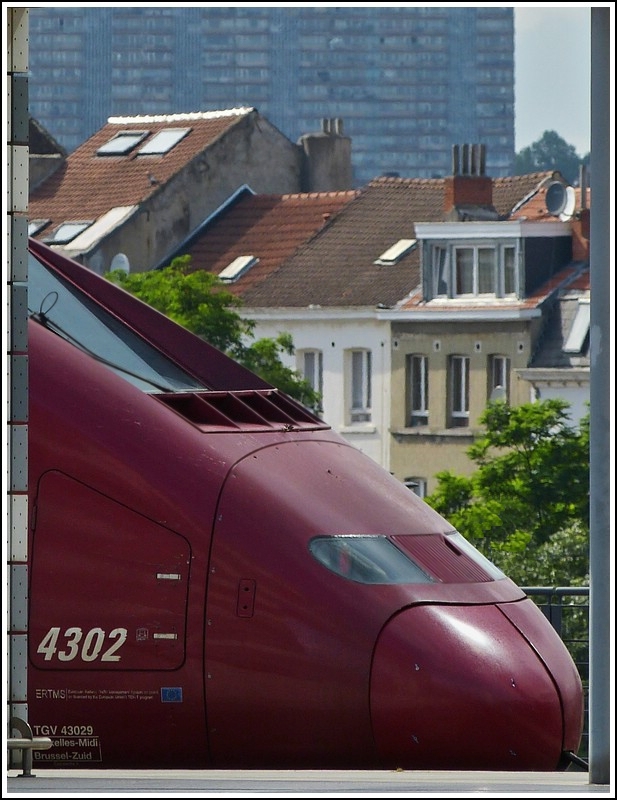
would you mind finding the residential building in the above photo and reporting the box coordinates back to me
[27,109,588,490]
[28,117,66,190]
[27,6,515,184]
[519,267,590,425]
[163,152,587,482]
[27,109,352,274]
[383,153,590,492]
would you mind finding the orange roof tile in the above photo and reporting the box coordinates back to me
[177,190,360,296]
[241,174,564,309]
[28,109,255,234]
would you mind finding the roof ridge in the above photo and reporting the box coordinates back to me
[368,176,443,186]
[279,190,360,201]
[106,108,254,125]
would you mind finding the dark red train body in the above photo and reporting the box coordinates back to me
[24,238,584,770]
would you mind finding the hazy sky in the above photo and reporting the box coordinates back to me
[514,4,593,156]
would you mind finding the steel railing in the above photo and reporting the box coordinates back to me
[522,586,590,765]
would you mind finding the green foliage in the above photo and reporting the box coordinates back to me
[514,130,588,186]
[107,255,254,353]
[106,256,321,410]
[492,522,589,587]
[425,398,589,584]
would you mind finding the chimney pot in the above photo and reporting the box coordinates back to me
[443,144,493,213]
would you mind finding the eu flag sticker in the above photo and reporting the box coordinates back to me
[161,687,183,703]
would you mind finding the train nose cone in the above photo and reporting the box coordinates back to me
[370,601,583,770]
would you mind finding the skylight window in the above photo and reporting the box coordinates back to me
[374,239,417,266]
[137,128,191,155]
[43,222,93,245]
[563,299,590,353]
[28,219,50,236]
[97,131,149,156]
[218,255,259,283]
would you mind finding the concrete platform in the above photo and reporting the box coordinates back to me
[4,768,613,796]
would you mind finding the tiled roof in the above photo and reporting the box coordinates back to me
[566,270,590,292]
[492,171,562,217]
[242,177,446,308]
[28,109,255,237]
[241,173,563,309]
[178,190,359,296]
[510,182,590,222]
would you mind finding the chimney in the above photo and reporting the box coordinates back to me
[570,164,590,262]
[298,117,353,191]
[571,208,590,262]
[579,163,588,209]
[443,144,493,214]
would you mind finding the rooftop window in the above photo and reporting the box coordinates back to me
[374,238,417,266]
[97,130,149,156]
[28,219,50,236]
[43,221,92,245]
[563,299,590,353]
[218,255,259,283]
[137,128,191,155]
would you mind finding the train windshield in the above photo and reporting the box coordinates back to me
[309,535,434,585]
[28,252,207,393]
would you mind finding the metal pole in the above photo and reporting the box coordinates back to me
[6,6,31,769]
[588,4,612,787]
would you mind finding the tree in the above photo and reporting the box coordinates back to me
[515,130,588,186]
[106,256,321,410]
[424,398,589,584]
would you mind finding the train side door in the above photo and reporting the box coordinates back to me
[27,469,207,768]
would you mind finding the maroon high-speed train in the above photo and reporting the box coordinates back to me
[22,237,584,770]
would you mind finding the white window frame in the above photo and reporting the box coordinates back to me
[299,349,323,409]
[137,127,191,155]
[407,354,429,427]
[432,245,449,297]
[429,241,520,299]
[453,245,497,296]
[348,349,372,423]
[96,130,149,156]
[563,300,590,353]
[449,355,469,427]
[501,244,517,295]
[44,221,93,245]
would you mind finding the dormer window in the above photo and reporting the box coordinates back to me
[428,241,518,300]
[97,131,149,156]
